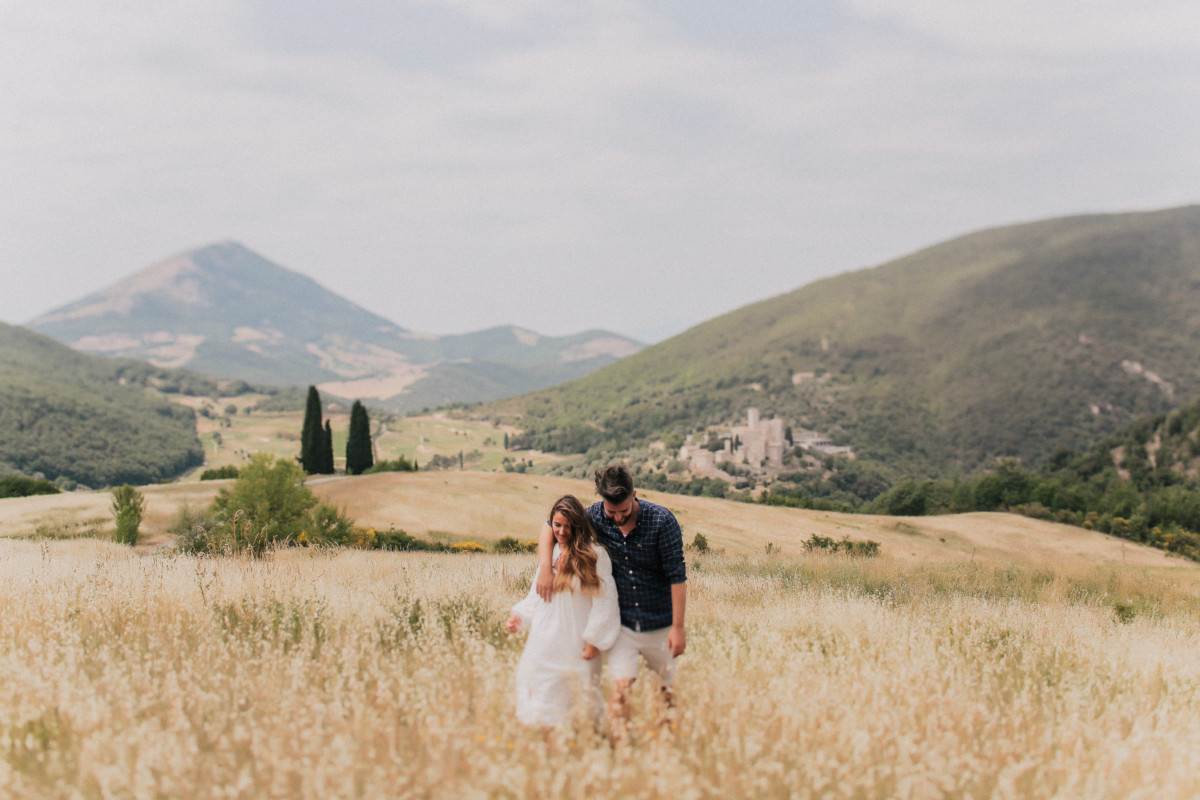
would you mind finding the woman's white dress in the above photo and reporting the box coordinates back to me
[511,543,621,726]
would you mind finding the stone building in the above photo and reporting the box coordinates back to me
[677,407,789,474]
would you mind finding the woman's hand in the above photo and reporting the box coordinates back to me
[581,643,600,660]
[505,615,522,634]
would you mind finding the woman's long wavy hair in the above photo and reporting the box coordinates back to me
[548,495,600,595]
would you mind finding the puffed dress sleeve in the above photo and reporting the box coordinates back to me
[582,545,621,650]
[510,568,542,631]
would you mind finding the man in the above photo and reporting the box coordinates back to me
[535,464,687,731]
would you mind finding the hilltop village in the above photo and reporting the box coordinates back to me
[675,408,853,484]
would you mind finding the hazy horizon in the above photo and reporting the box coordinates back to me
[3,2,1199,343]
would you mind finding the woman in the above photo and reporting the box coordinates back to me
[505,494,620,727]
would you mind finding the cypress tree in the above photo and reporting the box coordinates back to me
[346,400,374,475]
[322,420,336,474]
[300,386,323,474]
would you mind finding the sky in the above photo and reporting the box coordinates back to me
[2,1,1198,344]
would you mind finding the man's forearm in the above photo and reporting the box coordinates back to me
[671,582,687,628]
[536,522,554,572]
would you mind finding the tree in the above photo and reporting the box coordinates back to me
[111,485,145,546]
[322,420,336,474]
[346,400,374,475]
[503,432,509,450]
[300,386,323,474]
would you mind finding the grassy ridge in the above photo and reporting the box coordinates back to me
[496,205,1200,476]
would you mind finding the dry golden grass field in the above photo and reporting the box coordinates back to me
[2,535,1199,798]
[2,472,1200,797]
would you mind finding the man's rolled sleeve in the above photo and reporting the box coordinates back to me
[659,514,687,585]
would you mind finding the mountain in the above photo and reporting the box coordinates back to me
[495,205,1200,477]
[0,322,204,486]
[29,242,641,410]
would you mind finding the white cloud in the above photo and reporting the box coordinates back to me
[846,0,1200,55]
[0,1,1198,343]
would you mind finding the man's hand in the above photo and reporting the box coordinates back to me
[581,643,600,660]
[504,615,522,634]
[536,521,555,601]
[535,565,554,602]
[667,625,686,658]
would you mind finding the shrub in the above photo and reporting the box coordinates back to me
[366,456,417,474]
[374,528,448,552]
[209,454,319,556]
[351,527,378,549]
[200,465,240,481]
[171,503,218,555]
[302,503,355,547]
[803,533,881,557]
[689,532,710,553]
[493,536,528,553]
[0,475,61,498]
[451,541,487,553]
[872,481,928,516]
[110,485,145,546]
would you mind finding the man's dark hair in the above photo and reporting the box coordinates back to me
[594,464,634,504]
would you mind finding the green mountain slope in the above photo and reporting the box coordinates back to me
[498,205,1200,475]
[0,323,204,486]
[29,242,641,409]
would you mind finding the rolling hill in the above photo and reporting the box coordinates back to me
[0,470,1189,573]
[494,205,1200,477]
[0,322,204,486]
[29,241,641,410]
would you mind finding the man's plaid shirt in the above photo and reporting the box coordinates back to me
[587,499,687,632]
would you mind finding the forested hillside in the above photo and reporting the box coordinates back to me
[0,323,203,486]
[497,205,1200,477]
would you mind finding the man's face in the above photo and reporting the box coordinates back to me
[602,493,636,526]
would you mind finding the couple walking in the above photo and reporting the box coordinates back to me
[505,465,688,731]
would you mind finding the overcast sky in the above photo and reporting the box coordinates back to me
[2,2,1198,343]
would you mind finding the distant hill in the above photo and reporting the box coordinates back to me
[0,322,203,486]
[29,242,641,410]
[496,205,1200,477]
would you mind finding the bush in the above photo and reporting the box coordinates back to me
[366,456,418,474]
[803,533,880,557]
[374,528,449,552]
[0,475,61,498]
[451,541,488,553]
[301,503,355,547]
[111,485,145,546]
[689,532,710,553]
[171,503,218,555]
[209,454,319,556]
[200,465,240,481]
[872,481,929,516]
[494,536,534,553]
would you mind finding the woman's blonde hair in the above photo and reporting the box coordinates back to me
[548,495,600,595]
